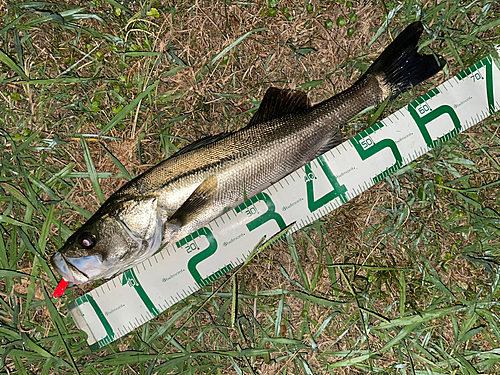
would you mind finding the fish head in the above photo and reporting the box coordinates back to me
[51,197,163,285]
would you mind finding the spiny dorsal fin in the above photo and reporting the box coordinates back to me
[246,87,312,128]
[172,132,232,157]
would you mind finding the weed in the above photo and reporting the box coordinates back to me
[1,0,499,374]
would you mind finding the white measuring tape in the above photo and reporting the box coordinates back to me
[67,50,500,350]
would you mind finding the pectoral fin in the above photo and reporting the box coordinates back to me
[168,175,219,228]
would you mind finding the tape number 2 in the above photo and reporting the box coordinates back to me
[177,227,233,287]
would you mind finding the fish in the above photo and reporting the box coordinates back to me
[51,21,445,286]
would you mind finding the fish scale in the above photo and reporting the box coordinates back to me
[65,48,500,349]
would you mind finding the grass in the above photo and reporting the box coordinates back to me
[1,0,500,373]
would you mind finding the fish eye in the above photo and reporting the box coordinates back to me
[78,232,96,249]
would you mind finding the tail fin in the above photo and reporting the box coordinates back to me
[365,21,446,99]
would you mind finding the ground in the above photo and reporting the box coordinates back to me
[1,0,500,374]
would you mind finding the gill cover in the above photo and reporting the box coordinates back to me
[51,198,163,285]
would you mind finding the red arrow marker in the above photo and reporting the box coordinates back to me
[53,279,69,299]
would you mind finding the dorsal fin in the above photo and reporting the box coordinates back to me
[246,87,312,128]
[171,132,232,157]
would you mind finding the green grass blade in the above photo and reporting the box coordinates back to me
[1,183,36,210]
[286,234,310,290]
[0,231,8,268]
[329,353,374,368]
[368,3,405,46]
[0,50,29,81]
[42,287,80,374]
[99,142,133,180]
[80,137,105,204]
[101,0,130,14]
[380,322,420,351]
[0,269,43,279]
[26,203,55,314]
[99,79,160,136]
[377,305,463,329]
[0,214,34,228]
[15,77,93,85]
[211,28,267,66]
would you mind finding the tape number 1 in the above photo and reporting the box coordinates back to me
[122,268,160,317]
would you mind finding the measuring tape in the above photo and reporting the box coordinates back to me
[67,50,500,350]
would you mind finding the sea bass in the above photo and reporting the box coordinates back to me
[51,22,445,285]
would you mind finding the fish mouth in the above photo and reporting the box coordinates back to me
[51,252,93,285]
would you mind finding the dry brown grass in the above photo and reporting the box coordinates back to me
[2,0,500,373]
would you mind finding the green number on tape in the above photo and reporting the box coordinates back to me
[74,294,114,350]
[351,127,402,183]
[457,55,496,115]
[236,192,286,231]
[486,56,496,114]
[305,155,347,212]
[122,268,160,317]
[408,102,461,149]
[177,227,233,287]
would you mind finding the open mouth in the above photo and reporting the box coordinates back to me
[51,252,91,285]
